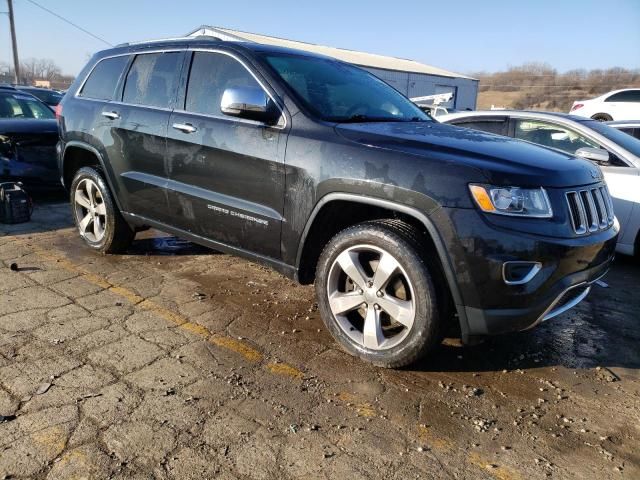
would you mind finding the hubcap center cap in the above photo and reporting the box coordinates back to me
[363,288,377,304]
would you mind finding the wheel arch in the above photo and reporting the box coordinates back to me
[295,193,467,327]
[62,141,126,212]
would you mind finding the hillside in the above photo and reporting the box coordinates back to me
[473,63,640,112]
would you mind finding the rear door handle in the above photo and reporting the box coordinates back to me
[101,111,120,120]
[172,123,197,134]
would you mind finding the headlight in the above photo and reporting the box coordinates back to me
[469,184,553,218]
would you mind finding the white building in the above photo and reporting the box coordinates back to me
[187,26,478,110]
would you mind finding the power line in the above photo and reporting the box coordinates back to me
[22,0,112,46]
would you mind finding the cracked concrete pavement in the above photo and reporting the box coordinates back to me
[0,200,638,479]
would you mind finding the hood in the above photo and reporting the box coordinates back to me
[335,121,603,188]
[0,119,58,136]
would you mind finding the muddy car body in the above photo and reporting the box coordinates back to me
[57,38,618,367]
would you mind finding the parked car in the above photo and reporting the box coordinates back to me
[570,88,640,121]
[607,120,640,140]
[0,90,60,189]
[57,38,617,367]
[14,86,64,108]
[438,110,640,256]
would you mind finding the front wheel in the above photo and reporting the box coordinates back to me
[315,220,441,368]
[70,166,135,253]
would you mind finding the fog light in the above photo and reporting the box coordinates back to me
[502,261,542,285]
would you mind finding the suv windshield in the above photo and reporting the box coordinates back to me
[263,53,430,123]
[0,92,54,119]
[585,119,640,158]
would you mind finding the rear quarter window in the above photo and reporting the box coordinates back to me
[79,56,130,100]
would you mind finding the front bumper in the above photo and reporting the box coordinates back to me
[432,207,618,339]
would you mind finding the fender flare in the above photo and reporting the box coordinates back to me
[295,193,468,329]
[61,141,126,212]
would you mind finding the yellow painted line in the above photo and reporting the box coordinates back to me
[109,285,144,304]
[266,362,304,379]
[336,391,378,418]
[179,321,211,337]
[468,452,523,480]
[210,336,263,362]
[416,423,454,452]
[139,299,187,326]
[31,424,67,458]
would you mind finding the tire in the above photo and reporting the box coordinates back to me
[315,220,441,368]
[591,113,613,122]
[70,166,135,254]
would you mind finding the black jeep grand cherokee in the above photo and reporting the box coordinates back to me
[56,38,618,367]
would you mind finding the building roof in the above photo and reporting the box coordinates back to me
[187,26,475,80]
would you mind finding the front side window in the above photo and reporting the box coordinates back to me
[122,52,182,108]
[79,56,129,100]
[605,90,640,103]
[185,52,262,116]
[514,119,599,155]
[262,53,429,123]
[0,93,54,119]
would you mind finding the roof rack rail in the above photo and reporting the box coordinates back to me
[115,34,221,48]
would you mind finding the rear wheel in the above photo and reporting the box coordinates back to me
[70,167,134,253]
[591,113,613,122]
[315,220,441,368]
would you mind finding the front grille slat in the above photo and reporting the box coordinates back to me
[565,184,614,235]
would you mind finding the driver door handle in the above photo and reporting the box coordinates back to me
[101,111,120,120]
[172,123,197,134]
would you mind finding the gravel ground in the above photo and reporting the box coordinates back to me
[0,201,638,479]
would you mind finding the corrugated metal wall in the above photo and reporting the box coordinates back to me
[362,67,478,110]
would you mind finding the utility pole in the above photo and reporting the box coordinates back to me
[7,0,20,84]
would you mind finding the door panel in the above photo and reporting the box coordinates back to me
[108,51,184,222]
[165,51,286,259]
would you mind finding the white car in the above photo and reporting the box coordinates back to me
[570,89,640,122]
[439,110,640,256]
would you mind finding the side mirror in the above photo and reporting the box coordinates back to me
[220,86,279,125]
[575,147,609,164]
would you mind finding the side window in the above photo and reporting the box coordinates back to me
[514,119,600,155]
[185,52,262,117]
[122,52,182,108]
[454,119,507,136]
[79,56,129,100]
[605,90,640,102]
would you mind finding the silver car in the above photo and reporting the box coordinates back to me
[439,111,640,256]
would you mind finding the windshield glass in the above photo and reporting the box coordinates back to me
[263,53,430,123]
[0,93,54,119]
[584,119,640,158]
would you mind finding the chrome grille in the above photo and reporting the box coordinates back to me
[566,185,614,235]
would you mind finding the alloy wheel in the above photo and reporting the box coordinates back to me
[326,244,416,350]
[73,178,107,243]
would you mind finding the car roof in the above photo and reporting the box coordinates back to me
[100,37,336,62]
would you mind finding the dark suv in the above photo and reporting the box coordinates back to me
[56,38,618,367]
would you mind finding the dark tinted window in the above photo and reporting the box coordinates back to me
[185,52,261,116]
[605,90,640,102]
[453,119,507,135]
[80,56,129,100]
[123,52,182,108]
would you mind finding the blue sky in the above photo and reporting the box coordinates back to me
[1,0,639,76]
